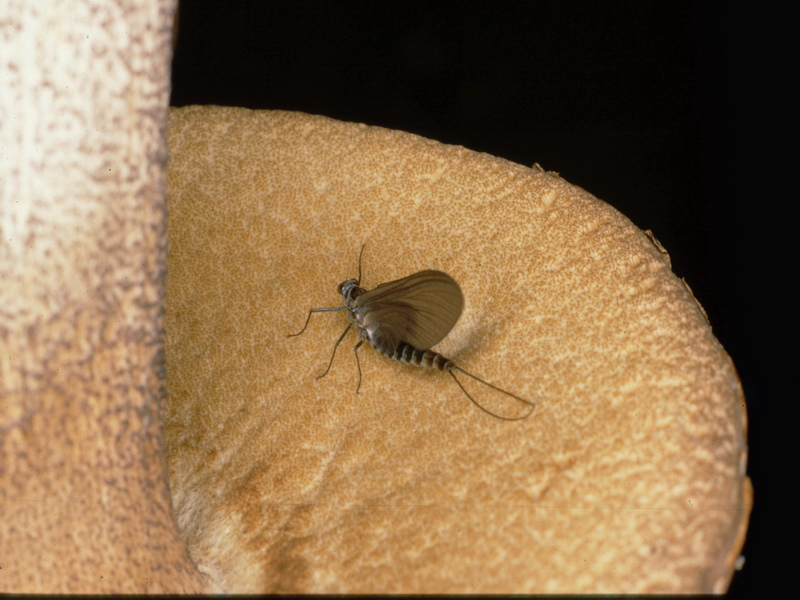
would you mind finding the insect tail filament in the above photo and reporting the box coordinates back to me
[392,342,535,421]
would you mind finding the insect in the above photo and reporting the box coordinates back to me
[288,246,535,421]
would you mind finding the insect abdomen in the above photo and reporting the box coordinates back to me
[392,341,453,372]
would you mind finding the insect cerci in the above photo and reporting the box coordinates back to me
[288,246,535,420]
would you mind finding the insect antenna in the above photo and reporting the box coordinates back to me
[355,243,365,285]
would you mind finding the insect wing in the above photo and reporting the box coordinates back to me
[356,270,464,351]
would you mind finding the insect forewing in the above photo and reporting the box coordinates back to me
[356,270,464,351]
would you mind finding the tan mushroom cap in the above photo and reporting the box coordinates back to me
[165,105,751,593]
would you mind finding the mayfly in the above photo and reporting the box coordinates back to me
[288,246,535,421]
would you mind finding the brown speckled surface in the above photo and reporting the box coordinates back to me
[164,105,750,593]
[1,1,208,593]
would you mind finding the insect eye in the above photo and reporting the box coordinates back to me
[338,279,359,299]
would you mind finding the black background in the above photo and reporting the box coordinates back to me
[170,2,760,595]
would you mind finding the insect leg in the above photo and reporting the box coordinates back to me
[353,339,365,393]
[316,323,352,380]
[287,306,345,337]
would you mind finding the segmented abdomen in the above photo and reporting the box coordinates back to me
[390,341,454,372]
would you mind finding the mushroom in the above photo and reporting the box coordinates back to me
[1,2,749,592]
[163,105,750,593]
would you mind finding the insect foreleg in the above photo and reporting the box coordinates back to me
[317,323,352,380]
[287,306,345,337]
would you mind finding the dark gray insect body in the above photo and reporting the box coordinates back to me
[288,248,535,421]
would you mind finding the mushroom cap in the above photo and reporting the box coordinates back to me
[165,105,750,593]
